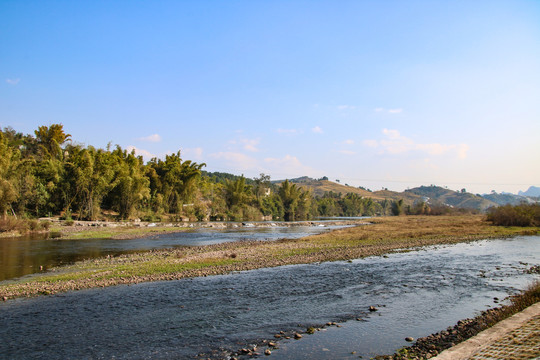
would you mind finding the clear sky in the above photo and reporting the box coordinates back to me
[2,1,539,194]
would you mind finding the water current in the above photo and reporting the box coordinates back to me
[0,235,538,359]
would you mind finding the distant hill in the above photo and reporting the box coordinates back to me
[276,177,422,204]
[404,185,497,211]
[481,192,533,206]
[519,186,540,197]
[274,177,537,212]
[371,188,423,204]
[283,177,385,199]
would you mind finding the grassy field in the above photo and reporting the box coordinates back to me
[52,224,189,240]
[1,215,538,300]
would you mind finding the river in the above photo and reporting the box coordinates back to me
[0,235,538,359]
[0,223,349,281]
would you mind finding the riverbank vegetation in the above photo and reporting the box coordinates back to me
[1,215,538,300]
[1,124,480,229]
[487,203,540,227]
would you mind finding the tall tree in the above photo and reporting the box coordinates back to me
[0,132,20,217]
[105,146,150,219]
[278,180,302,221]
[34,124,71,159]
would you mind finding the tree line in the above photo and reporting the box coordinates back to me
[1,124,400,222]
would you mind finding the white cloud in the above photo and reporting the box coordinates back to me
[241,138,260,152]
[338,105,356,110]
[182,147,204,160]
[382,128,401,140]
[229,137,260,152]
[277,128,299,134]
[363,129,469,159]
[126,146,155,159]
[6,78,20,85]
[374,107,403,114]
[312,126,323,134]
[209,151,258,171]
[137,134,162,142]
[343,139,354,145]
[338,150,356,155]
[363,139,378,148]
[264,155,317,177]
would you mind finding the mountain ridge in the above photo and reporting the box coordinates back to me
[275,177,539,211]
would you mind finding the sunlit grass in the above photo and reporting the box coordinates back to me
[61,226,189,240]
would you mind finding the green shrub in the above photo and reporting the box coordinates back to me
[0,217,25,232]
[28,219,41,231]
[49,231,61,238]
[487,204,540,226]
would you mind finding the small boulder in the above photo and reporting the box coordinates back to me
[265,349,271,356]
[369,306,378,312]
[294,333,303,339]
[405,337,414,342]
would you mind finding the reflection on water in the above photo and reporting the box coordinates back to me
[0,225,348,281]
[0,236,538,359]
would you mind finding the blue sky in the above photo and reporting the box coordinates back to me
[2,1,539,194]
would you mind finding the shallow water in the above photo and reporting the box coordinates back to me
[0,236,538,359]
[0,224,346,281]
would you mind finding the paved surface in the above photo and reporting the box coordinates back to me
[433,302,540,360]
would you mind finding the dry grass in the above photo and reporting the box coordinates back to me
[1,215,538,300]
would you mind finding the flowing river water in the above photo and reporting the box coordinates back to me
[0,234,538,359]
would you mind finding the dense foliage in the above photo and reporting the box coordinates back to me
[486,204,540,226]
[0,125,403,222]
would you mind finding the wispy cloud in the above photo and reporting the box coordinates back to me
[337,105,356,110]
[6,78,20,85]
[264,155,316,177]
[277,128,299,134]
[241,138,260,152]
[137,134,162,142]
[342,139,354,145]
[182,147,204,160]
[382,128,401,140]
[338,150,356,155]
[229,137,260,152]
[362,139,378,148]
[312,126,323,134]
[363,129,469,159]
[375,107,403,114]
[210,151,258,171]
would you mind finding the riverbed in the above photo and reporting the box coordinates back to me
[0,235,538,359]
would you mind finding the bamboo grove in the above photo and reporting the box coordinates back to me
[1,124,393,221]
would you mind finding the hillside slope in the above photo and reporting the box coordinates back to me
[284,178,422,204]
[405,185,497,211]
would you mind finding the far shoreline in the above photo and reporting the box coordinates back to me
[0,218,368,241]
